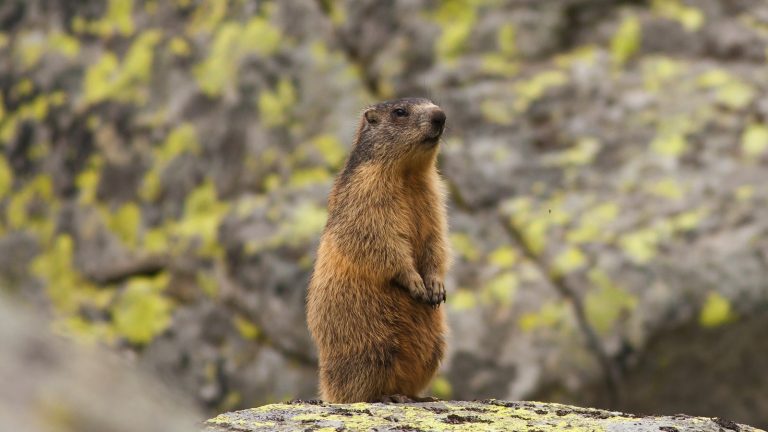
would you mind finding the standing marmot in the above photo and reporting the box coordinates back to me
[306,98,450,403]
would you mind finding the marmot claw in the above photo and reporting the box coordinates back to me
[423,276,445,307]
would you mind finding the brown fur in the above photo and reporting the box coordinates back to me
[306,98,450,403]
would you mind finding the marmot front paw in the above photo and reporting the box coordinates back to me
[395,271,427,302]
[423,275,446,307]
[395,272,445,306]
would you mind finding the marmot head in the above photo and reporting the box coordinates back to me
[345,98,446,172]
[362,97,446,146]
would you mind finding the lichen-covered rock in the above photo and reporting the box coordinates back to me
[203,400,763,432]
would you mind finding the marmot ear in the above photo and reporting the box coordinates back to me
[364,109,379,125]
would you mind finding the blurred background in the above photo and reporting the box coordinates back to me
[1,0,767,428]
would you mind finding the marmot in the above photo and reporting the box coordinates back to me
[306,98,450,403]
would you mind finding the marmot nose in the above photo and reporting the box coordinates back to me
[430,109,446,128]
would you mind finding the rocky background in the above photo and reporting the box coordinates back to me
[1,0,767,428]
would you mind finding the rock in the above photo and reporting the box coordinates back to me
[203,400,762,432]
[0,294,202,432]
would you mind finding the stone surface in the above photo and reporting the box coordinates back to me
[0,294,202,432]
[204,400,764,432]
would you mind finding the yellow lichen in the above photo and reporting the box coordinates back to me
[741,123,768,158]
[716,80,754,110]
[31,235,103,317]
[112,273,172,344]
[448,288,477,311]
[101,203,142,249]
[83,30,161,104]
[450,232,480,262]
[647,178,684,200]
[519,302,570,331]
[433,0,478,62]
[0,156,12,198]
[258,78,297,128]
[6,175,57,241]
[288,167,331,188]
[567,202,619,244]
[312,134,346,167]
[619,228,660,264]
[585,269,637,333]
[187,0,228,34]
[650,133,687,158]
[173,179,230,257]
[553,246,587,275]
[48,31,81,58]
[234,315,260,340]
[482,271,517,305]
[611,14,641,67]
[512,70,568,113]
[699,291,735,328]
[549,137,601,166]
[194,17,282,96]
[642,56,685,92]
[488,246,517,268]
[651,0,704,31]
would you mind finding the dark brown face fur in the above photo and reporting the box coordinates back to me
[342,98,446,178]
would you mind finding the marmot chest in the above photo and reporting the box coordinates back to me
[398,179,439,247]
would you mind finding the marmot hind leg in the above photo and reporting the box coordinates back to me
[319,354,396,403]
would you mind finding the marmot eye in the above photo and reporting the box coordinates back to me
[393,108,408,117]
